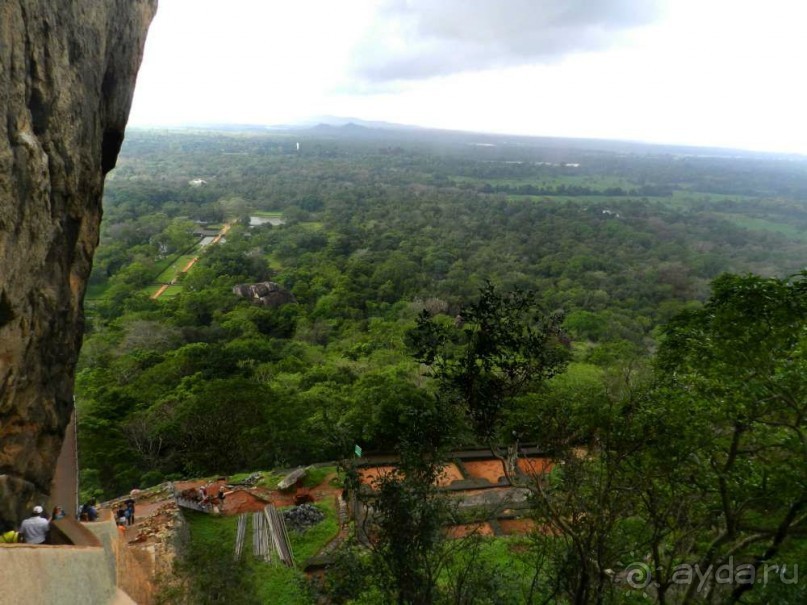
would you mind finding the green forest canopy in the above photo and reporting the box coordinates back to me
[74,128,807,604]
[78,127,807,495]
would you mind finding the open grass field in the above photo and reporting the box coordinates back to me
[452,174,636,190]
[716,213,807,241]
[155,253,197,283]
[670,189,756,202]
[253,210,285,219]
[160,285,184,298]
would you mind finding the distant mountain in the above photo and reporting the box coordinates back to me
[131,119,806,163]
[278,115,425,131]
[265,117,802,161]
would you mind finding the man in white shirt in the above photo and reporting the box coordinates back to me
[18,506,49,544]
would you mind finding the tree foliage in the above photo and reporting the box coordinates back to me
[75,130,807,603]
[408,282,571,442]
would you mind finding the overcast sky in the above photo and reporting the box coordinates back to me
[129,0,807,154]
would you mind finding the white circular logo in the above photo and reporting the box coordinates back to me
[626,563,653,589]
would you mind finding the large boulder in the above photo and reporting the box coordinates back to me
[0,0,156,523]
[233,281,297,308]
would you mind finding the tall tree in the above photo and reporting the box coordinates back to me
[407,281,571,446]
[652,271,807,604]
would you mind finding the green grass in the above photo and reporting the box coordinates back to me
[93,246,204,302]
[253,210,285,219]
[228,465,337,493]
[180,498,339,604]
[301,465,337,489]
[226,471,255,483]
[285,498,340,564]
[438,535,538,598]
[252,565,311,605]
[473,535,532,568]
[226,470,285,489]
[85,282,112,300]
[258,473,285,489]
[151,254,174,276]
[155,254,197,282]
[266,252,283,269]
[670,189,756,202]
[510,194,651,204]
[179,512,262,602]
[298,222,324,231]
[160,285,184,298]
[452,174,636,190]
[716,213,807,241]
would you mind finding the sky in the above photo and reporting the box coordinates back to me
[129,0,807,154]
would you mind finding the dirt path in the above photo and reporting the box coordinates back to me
[150,284,169,300]
[180,256,198,272]
[150,222,232,300]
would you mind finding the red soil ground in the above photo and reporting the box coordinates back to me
[104,460,546,560]
[463,459,507,483]
[447,522,495,538]
[219,489,272,514]
[435,463,464,487]
[516,457,553,476]
[498,518,536,535]
[360,464,463,487]
[173,478,225,494]
[359,466,397,486]
[173,479,272,513]
[461,457,553,484]
[173,471,346,515]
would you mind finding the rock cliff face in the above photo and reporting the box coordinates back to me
[0,0,156,523]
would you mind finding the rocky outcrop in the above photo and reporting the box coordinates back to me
[233,281,297,308]
[0,1,156,523]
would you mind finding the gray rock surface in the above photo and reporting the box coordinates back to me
[0,0,156,523]
[233,281,297,308]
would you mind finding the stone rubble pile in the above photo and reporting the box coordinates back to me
[131,502,182,544]
[283,504,325,532]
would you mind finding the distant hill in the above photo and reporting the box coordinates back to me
[128,118,807,163]
[280,115,424,131]
[249,114,806,161]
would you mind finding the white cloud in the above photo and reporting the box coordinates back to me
[349,0,663,83]
[130,0,375,125]
[128,0,807,153]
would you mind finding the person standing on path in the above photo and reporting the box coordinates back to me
[124,497,136,525]
[18,506,50,544]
